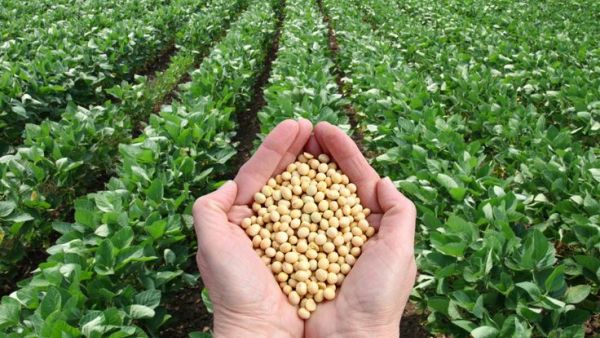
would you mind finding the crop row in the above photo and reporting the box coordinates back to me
[0,0,280,335]
[358,0,599,293]
[358,0,600,142]
[0,0,249,287]
[257,0,347,134]
[0,0,147,45]
[0,0,200,153]
[323,0,599,336]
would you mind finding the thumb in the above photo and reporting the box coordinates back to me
[192,180,238,243]
[376,177,417,252]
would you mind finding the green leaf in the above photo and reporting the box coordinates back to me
[189,332,212,338]
[471,326,499,338]
[75,209,95,227]
[135,290,161,309]
[111,226,134,249]
[146,220,167,239]
[201,288,213,314]
[499,316,531,337]
[0,301,20,328]
[589,168,600,182]
[95,240,115,275]
[40,287,61,319]
[449,187,467,201]
[516,282,542,300]
[146,179,164,203]
[95,194,115,213]
[564,285,591,304]
[8,213,35,223]
[436,173,459,189]
[0,201,16,218]
[128,304,155,319]
[431,233,467,257]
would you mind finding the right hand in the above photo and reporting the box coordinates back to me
[303,122,418,338]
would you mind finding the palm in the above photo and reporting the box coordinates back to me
[197,205,300,326]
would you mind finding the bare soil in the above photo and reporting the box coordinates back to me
[585,312,600,337]
[159,283,213,337]
[139,43,178,80]
[401,302,430,338]
[0,244,50,297]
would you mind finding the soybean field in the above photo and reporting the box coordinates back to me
[0,0,598,337]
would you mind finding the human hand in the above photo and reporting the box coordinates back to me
[303,122,417,338]
[193,119,313,337]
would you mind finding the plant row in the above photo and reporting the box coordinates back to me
[0,0,280,336]
[0,0,133,45]
[0,0,249,287]
[358,0,600,142]
[323,0,599,336]
[0,0,200,153]
[256,0,348,134]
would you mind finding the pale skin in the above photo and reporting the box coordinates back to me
[193,120,417,337]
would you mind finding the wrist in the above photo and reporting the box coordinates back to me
[306,310,399,338]
[318,326,398,338]
[213,309,301,338]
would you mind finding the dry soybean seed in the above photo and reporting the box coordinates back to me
[285,251,299,264]
[305,298,317,312]
[324,287,336,300]
[296,282,308,296]
[254,192,267,204]
[315,290,324,303]
[315,233,327,246]
[298,308,311,320]
[289,291,301,305]
[323,242,335,253]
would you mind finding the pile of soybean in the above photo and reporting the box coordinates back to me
[240,153,376,319]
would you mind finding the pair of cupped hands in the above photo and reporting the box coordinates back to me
[193,120,417,338]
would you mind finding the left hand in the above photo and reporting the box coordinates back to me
[193,119,313,338]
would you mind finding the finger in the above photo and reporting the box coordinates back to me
[274,119,313,173]
[227,205,253,225]
[234,120,300,205]
[192,181,238,244]
[304,134,323,155]
[376,177,416,250]
[366,213,382,230]
[314,122,381,212]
